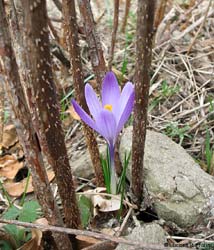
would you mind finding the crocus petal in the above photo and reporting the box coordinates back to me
[95,110,117,145]
[71,99,97,131]
[102,72,120,110]
[116,90,135,137]
[85,83,101,120]
[114,81,134,122]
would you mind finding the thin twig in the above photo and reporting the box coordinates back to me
[121,0,131,33]
[48,17,60,44]
[167,235,214,243]
[188,111,214,133]
[187,0,212,54]
[173,102,211,120]
[78,0,106,90]
[108,0,119,70]
[0,219,194,250]
[155,0,207,47]
[62,0,105,187]
[154,0,168,30]
[174,9,214,41]
[160,80,211,118]
[115,207,133,237]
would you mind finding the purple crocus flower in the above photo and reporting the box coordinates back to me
[72,71,135,194]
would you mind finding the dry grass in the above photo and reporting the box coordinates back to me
[0,1,214,248]
[60,0,214,174]
[86,0,214,166]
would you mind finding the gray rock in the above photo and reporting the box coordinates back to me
[116,223,166,250]
[70,148,95,179]
[69,145,106,179]
[120,126,214,228]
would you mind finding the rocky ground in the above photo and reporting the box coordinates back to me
[0,0,213,249]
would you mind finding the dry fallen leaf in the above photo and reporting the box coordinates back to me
[18,228,42,250]
[76,235,101,249]
[4,170,55,197]
[0,154,23,179]
[92,194,121,212]
[101,227,119,236]
[0,155,16,167]
[84,188,121,214]
[1,124,18,149]
[35,217,49,226]
[8,142,24,159]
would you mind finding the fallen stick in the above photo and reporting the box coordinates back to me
[0,219,194,250]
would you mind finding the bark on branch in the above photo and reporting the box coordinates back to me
[0,1,72,249]
[108,0,119,70]
[131,0,156,206]
[78,0,106,90]
[121,0,131,33]
[20,0,80,233]
[62,0,105,187]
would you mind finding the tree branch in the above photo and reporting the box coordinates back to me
[62,0,105,187]
[108,0,119,70]
[20,0,80,233]
[131,0,156,206]
[121,0,131,33]
[0,2,72,249]
[154,0,168,31]
[78,0,106,90]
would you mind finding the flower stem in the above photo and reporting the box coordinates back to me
[109,143,117,194]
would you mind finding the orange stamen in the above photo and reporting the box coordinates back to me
[104,104,113,112]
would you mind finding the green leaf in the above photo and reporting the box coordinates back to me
[23,200,40,211]
[0,240,14,250]
[1,201,39,247]
[117,151,131,194]
[25,231,32,242]
[18,201,41,222]
[121,59,128,75]
[100,147,111,194]
[78,195,92,228]
[3,225,19,237]
[117,151,131,219]
[3,225,23,247]
[3,205,20,220]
